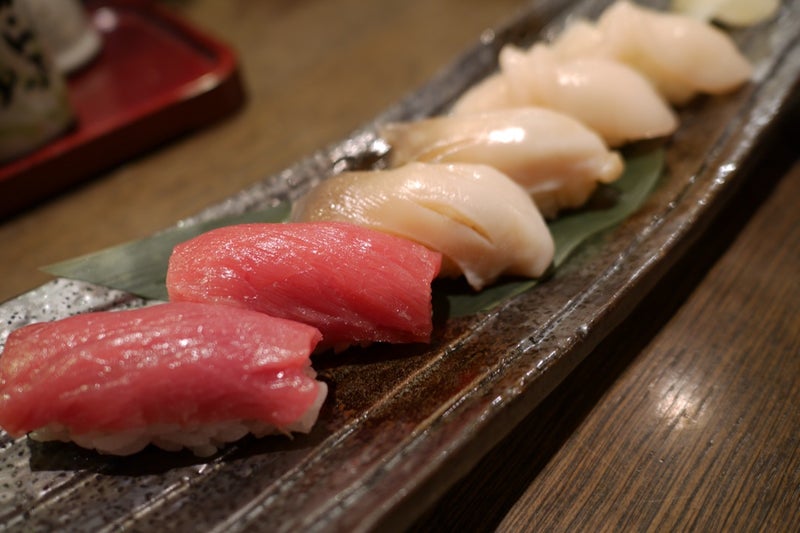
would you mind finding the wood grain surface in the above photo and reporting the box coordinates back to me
[0,1,797,530]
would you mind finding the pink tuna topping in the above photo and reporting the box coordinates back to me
[0,302,323,437]
[166,222,442,349]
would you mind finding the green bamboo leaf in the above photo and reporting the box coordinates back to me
[42,147,663,316]
[42,203,291,301]
[442,146,665,317]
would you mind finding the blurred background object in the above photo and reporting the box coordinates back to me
[0,0,244,219]
[0,0,75,162]
[20,0,103,74]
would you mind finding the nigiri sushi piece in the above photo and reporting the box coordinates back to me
[378,107,624,218]
[0,302,326,456]
[500,44,678,147]
[551,1,753,104]
[451,44,678,147]
[549,20,609,62]
[167,222,441,350]
[448,73,513,115]
[290,163,555,291]
[597,1,752,103]
[671,0,779,27]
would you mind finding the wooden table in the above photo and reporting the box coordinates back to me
[1,1,797,530]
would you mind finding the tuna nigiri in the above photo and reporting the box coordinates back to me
[167,222,442,350]
[0,302,326,456]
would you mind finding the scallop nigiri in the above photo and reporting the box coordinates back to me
[378,107,624,217]
[501,44,678,146]
[290,162,555,291]
[167,222,441,350]
[549,20,608,62]
[448,73,513,115]
[452,43,678,147]
[0,302,326,456]
[671,0,779,27]
[596,1,752,104]
[551,1,753,104]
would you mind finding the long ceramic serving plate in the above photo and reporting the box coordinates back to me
[1,1,798,531]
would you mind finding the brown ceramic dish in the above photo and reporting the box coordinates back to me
[0,0,798,531]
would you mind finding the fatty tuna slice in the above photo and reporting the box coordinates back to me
[166,222,442,349]
[0,302,325,455]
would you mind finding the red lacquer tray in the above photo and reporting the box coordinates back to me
[0,0,245,219]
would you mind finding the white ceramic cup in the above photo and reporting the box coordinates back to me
[0,0,75,162]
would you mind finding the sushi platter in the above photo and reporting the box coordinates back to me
[0,0,798,531]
